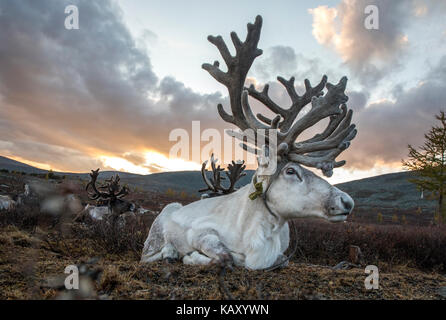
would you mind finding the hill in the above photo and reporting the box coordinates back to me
[0,155,437,218]
[0,156,47,174]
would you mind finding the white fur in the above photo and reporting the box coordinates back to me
[83,204,110,220]
[141,161,354,269]
[0,195,15,211]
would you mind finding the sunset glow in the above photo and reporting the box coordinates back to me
[0,0,445,183]
[100,151,201,175]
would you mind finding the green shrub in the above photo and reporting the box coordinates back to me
[377,212,383,223]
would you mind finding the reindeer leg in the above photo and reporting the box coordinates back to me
[183,251,212,265]
[160,243,179,261]
[193,229,233,267]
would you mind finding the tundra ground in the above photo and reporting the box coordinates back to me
[0,172,445,300]
[0,223,445,300]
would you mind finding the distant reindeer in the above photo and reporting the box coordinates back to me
[141,16,357,269]
[0,195,15,211]
[199,154,246,198]
[75,169,134,223]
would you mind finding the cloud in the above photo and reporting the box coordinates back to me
[253,46,298,82]
[247,47,446,174]
[0,0,227,173]
[342,55,446,170]
[0,140,104,172]
[0,0,444,179]
[347,90,369,112]
[309,0,416,86]
[252,45,343,87]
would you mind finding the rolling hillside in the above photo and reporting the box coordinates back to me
[0,156,47,174]
[0,155,437,217]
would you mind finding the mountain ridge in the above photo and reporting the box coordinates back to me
[0,155,436,216]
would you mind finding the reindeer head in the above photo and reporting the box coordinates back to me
[203,15,356,222]
[86,169,130,211]
[253,147,353,222]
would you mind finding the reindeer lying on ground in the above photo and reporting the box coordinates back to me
[74,169,134,223]
[141,15,357,270]
[0,195,15,211]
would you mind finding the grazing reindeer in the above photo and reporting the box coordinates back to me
[141,16,357,269]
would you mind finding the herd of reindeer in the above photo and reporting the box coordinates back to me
[0,16,358,271]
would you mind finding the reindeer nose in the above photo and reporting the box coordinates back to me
[340,194,354,214]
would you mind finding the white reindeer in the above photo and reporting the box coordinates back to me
[141,16,357,270]
[0,195,16,211]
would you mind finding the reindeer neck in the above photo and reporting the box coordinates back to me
[227,180,285,233]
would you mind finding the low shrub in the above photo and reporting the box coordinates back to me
[72,214,154,259]
[290,220,446,271]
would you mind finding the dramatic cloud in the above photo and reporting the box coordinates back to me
[247,46,446,173]
[252,45,343,88]
[343,55,446,170]
[309,0,417,86]
[0,0,444,180]
[0,0,227,172]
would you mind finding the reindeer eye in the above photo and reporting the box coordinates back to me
[286,167,302,180]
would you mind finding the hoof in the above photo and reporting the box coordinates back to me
[164,257,177,264]
[212,253,234,270]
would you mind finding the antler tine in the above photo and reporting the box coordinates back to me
[86,168,110,200]
[302,104,348,144]
[281,76,349,145]
[288,129,355,177]
[199,154,225,193]
[199,160,217,193]
[291,124,357,155]
[279,75,328,131]
[220,160,247,194]
[291,104,355,155]
[288,121,357,177]
[202,15,263,131]
[211,155,225,189]
[246,83,287,117]
[199,156,247,195]
[241,90,269,130]
[277,76,299,103]
[116,185,129,198]
[245,75,327,131]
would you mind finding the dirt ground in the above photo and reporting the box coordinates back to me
[1,225,445,300]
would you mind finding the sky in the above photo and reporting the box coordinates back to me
[0,0,445,184]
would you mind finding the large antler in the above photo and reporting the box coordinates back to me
[202,15,263,131]
[203,15,357,177]
[199,154,224,194]
[199,154,246,195]
[86,169,129,201]
[224,160,247,194]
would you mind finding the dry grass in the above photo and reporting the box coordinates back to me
[291,220,446,272]
[1,224,446,300]
[1,173,446,300]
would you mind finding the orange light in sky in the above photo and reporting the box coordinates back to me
[100,150,201,175]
